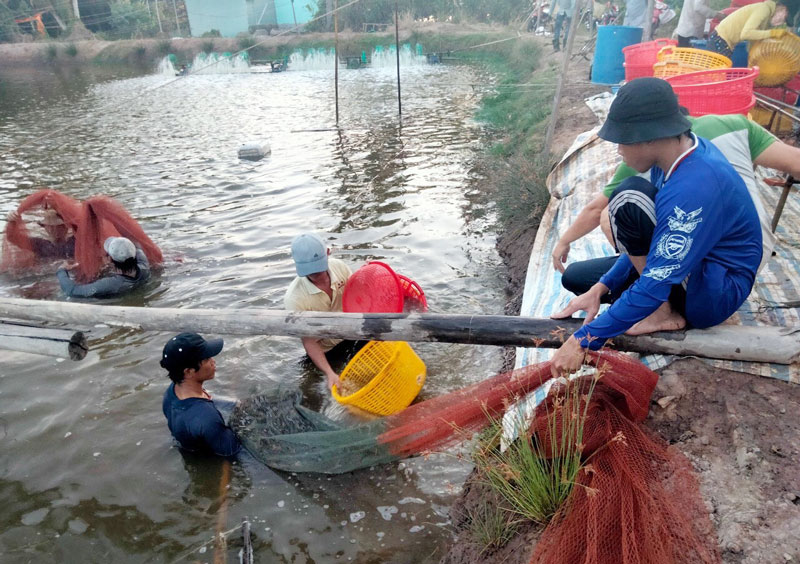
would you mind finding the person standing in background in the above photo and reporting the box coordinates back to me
[553,0,576,51]
[675,0,725,46]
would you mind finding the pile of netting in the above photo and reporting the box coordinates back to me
[232,351,720,563]
[2,189,162,282]
[527,352,720,564]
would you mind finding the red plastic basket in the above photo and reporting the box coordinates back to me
[666,67,759,116]
[622,38,678,81]
[398,274,428,312]
[342,261,404,313]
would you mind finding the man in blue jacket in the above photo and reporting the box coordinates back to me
[161,332,241,457]
[550,78,762,377]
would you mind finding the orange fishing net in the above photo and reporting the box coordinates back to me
[1,189,82,273]
[2,189,162,282]
[528,352,720,564]
[75,195,163,282]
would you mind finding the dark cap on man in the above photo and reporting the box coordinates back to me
[598,77,692,145]
[160,332,224,374]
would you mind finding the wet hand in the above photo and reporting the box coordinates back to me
[552,240,570,272]
[550,336,586,379]
[327,372,341,391]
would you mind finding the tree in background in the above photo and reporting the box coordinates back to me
[307,0,531,31]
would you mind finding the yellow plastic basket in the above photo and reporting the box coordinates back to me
[653,60,707,78]
[749,34,800,87]
[332,341,426,416]
[656,46,732,70]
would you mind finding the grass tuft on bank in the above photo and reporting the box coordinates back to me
[473,374,597,526]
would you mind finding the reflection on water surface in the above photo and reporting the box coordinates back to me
[0,60,504,562]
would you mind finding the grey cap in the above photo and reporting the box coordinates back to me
[104,237,136,262]
[291,233,328,277]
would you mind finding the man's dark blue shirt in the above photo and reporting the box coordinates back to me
[162,383,241,457]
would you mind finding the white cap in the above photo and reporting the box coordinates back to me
[104,237,136,262]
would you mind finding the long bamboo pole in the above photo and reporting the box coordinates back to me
[394,0,402,118]
[0,299,797,364]
[334,0,339,124]
[0,320,88,360]
[544,0,589,154]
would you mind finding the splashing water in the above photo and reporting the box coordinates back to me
[156,56,177,75]
[156,52,251,76]
[190,52,251,74]
[288,47,337,71]
[287,43,427,71]
[370,43,427,68]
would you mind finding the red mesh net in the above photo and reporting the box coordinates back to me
[528,352,720,564]
[378,355,554,457]
[75,196,163,282]
[2,190,163,283]
[1,189,82,274]
[342,261,404,313]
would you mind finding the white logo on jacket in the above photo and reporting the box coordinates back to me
[667,206,703,233]
[643,264,682,281]
[656,233,693,261]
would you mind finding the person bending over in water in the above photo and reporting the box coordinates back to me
[57,236,150,298]
[161,333,241,457]
[283,232,365,391]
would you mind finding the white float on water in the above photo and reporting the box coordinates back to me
[238,141,271,161]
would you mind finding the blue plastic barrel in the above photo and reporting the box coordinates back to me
[591,26,644,85]
[731,41,748,67]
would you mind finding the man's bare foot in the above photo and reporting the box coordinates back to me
[626,302,687,335]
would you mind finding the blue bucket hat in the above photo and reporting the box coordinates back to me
[598,78,692,144]
[291,233,328,277]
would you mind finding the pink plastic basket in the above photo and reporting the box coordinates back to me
[666,67,759,116]
[622,38,678,81]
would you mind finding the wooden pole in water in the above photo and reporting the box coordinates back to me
[0,299,798,364]
[544,0,590,154]
[334,0,339,124]
[241,518,253,564]
[394,0,402,118]
[213,460,231,564]
[0,320,88,361]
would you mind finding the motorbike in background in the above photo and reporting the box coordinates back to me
[652,0,676,33]
[528,2,552,33]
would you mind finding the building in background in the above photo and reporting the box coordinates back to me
[184,0,315,37]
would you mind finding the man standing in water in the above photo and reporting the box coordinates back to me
[161,332,241,457]
[550,78,762,376]
[284,233,354,390]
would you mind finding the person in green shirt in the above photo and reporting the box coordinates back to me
[552,113,800,298]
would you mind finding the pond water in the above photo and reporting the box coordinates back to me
[0,56,506,562]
